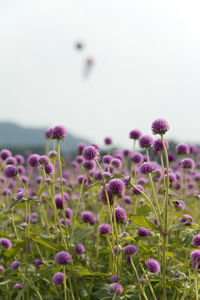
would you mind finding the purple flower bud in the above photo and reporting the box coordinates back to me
[132,184,145,195]
[108,179,125,198]
[131,153,143,164]
[0,238,12,249]
[176,143,190,155]
[98,224,112,235]
[104,137,113,145]
[3,165,17,178]
[74,244,85,255]
[182,158,195,169]
[13,283,24,290]
[77,143,86,154]
[11,261,20,270]
[83,146,98,161]
[28,154,40,168]
[52,125,66,140]
[137,227,151,237]
[111,275,120,282]
[179,214,194,226]
[129,129,142,140]
[114,207,127,223]
[192,235,200,248]
[55,251,72,264]
[191,250,200,269]
[145,258,160,274]
[0,149,12,160]
[139,135,153,148]
[52,272,64,285]
[45,163,54,174]
[140,162,155,174]
[151,119,169,135]
[108,283,123,295]
[124,245,137,255]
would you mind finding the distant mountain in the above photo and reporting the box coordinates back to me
[0,122,90,154]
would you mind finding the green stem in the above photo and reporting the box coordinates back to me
[184,170,188,199]
[195,269,199,300]
[11,208,19,239]
[63,266,67,300]
[140,263,157,300]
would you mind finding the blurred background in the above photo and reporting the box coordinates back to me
[0,0,200,154]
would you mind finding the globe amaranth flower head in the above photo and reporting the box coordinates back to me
[100,185,113,205]
[45,128,53,139]
[55,251,72,264]
[55,194,66,209]
[151,119,169,135]
[192,234,200,248]
[131,153,143,164]
[114,207,127,223]
[111,158,122,169]
[3,165,17,178]
[98,224,112,235]
[39,155,50,165]
[102,155,112,164]
[35,259,43,269]
[129,129,142,140]
[45,163,54,175]
[108,283,123,295]
[83,160,95,170]
[123,245,137,255]
[74,243,85,255]
[153,138,169,152]
[139,135,153,148]
[11,261,20,270]
[132,184,145,195]
[0,149,12,160]
[5,157,17,165]
[111,275,120,282]
[65,208,73,219]
[182,158,195,169]
[77,143,86,154]
[52,272,64,285]
[137,227,151,237]
[104,137,113,145]
[108,179,125,198]
[15,154,24,165]
[173,200,185,211]
[176,143,190,155]
[52,125,66,140]
[179,214,194,226]
[81,211,96,225]
[168,153,176,162]
[13,283,24,290]
[145,258,160,274]
[0,238,12,249]
[191,250,200,269]
[28,154,40,168]
[83,145,98,161]
[140,162,155,174]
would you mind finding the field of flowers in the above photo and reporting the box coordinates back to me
[0,119,200,300]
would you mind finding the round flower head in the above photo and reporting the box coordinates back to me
[123,149,131,157]
[55,194,65,209]
[0,149,12,160]
[45,128,53,139]
[48,150,57,158]
[77,175,88,185]
[104,137,113,145]
[132,184,145,195]
[108,283,123,295]
[140,162,155,174]
[3,165,17,178]
[98,224,112,235]
[81,211,96,225]
[131,153,143,164]
[52,125,66,140]
[0,266,5,271]
[123,195,131,204]
[39,155,50,165]
[0,238,12,249]
[123,245,137,255]
[192,234,200,248]
[35,259,43,269]
[65,208,73,219]
[15,154,24,165]
[139,135,153,148]
[168,153,176,162]
[111,275,120,282]
[108,179,125,198]
[129,129,142,140]
[182,158,195,169]
[11,261,20,270]
[52,272,64,285]
[168,172,177,183]
[5,157,17,165]
[28,154,40,168]
[137,227,151,237]
[173,200,185,210]
[137,178,148,185]
[60,218,71,227]
[55,251,72,264]
[82,146,98,161]
[13,283,24,290]
[103,155,112,164]
[77,143,86,154]
[145,258,160,274]
[153,138,169,152]
[111,158,122,169]
[45,163,54,175]
[74,244,85,255]
[151,119,169,135]
[176,143,190,155]
[100,185,113,205]
[191,250,200,269]
[179,214,194,226]
[114,207,127,223]
[83,160,95,170]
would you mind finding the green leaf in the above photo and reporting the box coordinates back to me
[0,280,12,286]
[129,215,157,230]
[31,237,64,251]
[72,226,94,243]
[37,186,45,198]
[83,182,100,192]
[34,265,60,282]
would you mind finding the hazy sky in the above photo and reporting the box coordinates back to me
[0,0,200,148]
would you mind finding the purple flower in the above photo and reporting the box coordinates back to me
[124,245,137,255]
[77,143,86,154]
[140,162,155,174]
[28,154,40,168]
[182,158,195,169]
[129,129,142,140]
[35,259,43,269]
[191,250,200,269]
[132,184,145,195]
[102,155,112,164]
[104,137,113,145]
[3,165,17,178]
[179,214,194,226]
[100,185,113,205]
[98,224,112,235]
[76,156,84,164]
[55,251,72,264]
[111,275,120,282]
[111,158,122,169]
[123,195,131,204]
[83,160,95,170]
[74,244,85,255]
[81,211,96,225]
[0,149,12,160]
[52,272,64,285]
[52,125,66,140]
[45,128,53,139]
[77,175,88,185]
[193,235,200,248]
[39,155,50,165]
[108,283,123,295]
[168,153,176,162]
[0,238,12,249]
[13,283,24,290]
[108,179,125,198]
[151,119,169,135]
[11,261,20,270]
[83,146,98,161]
[176,143,190,155]
[60,218,71,227]
[0,266,5,271]
[145,258,160,274]
[137,178,148,185]
[65,208,73,219]
[55,195,65,209]
[131,153,143,164]
[5,157,17,165]
[48,151,57,158]
[114,207,127,223]
[137,227,151,237]
[173,200,185,210]
[139,135,153,148]
[153,138,169,152]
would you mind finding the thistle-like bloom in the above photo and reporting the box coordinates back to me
[114,207,127,223]
[45,163,54,174]
[55,251,72,264]
[13,283,24,290]
[173,200,185,210]
[0,149,12,160]
[83,160,95,170]
[28,154,40,168]
[45,128,53,139]
[74,244,85,255]
[151,119,169,135]
[77,143,86,154]
[123,245,137,255]
[111,158,122,169]
[132,184,145,195]
[191,250,200,269]
[100,185,113,205]
[182,158,195,169]
[102,155,112,164]
[145,258,160,274]
[137,227,151,237]
[52,272,64,285]
[11,261,20,270]
[52,125,66,140]
[111,275,120,282]
[179,214,194,226]
[83,146,98,161]
[131,153,143,164]
[140,162,155,174]
[39,155,50,165]
[139,135,153,148]
[81,211,96,225]
[35,259,43,269]
[108,179,125,198]
[108,283,123,295]
[192,235,200,248]
[65,208,73,219]
[153,138,169,152]
[98,224,112,235]
[104,137,113,145]
[3,165,17,178]
[129,129,142,140]
[176,143,190,155]
[0,238,12,249]
[168,153,176,162]
[5,157,17,165]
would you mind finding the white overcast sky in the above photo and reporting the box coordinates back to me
[0,0,200,147]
